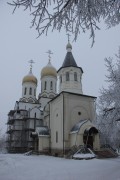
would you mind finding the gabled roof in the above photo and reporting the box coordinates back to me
[49,91,97,104]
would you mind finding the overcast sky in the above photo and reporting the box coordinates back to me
[0,1,120,133]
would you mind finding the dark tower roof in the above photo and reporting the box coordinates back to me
[62,51,77,68]
[57,42,83,73]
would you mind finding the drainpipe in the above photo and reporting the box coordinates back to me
[63,93,65,156]
[49,103,51,154]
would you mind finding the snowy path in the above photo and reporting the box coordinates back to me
[0,154,120,180]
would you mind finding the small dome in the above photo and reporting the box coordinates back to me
[66,42,72,50]
[41,61,57,78]
[22,71,37,85]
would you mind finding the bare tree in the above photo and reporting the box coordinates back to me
[9,0,120,46]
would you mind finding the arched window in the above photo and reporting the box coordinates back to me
[44,81,47,90]
[50,81,53,90]
[66,72,69,81]
[29,87,32,95]
[24,87,27,95]
[60,75,62,83]
[74,72,77,81]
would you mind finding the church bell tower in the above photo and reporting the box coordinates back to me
[57,40,83,94]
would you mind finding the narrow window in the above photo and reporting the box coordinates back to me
[60,75,62,83]
[56,131,58,143]
[24,87,27,95]
[44,81,47,90]
[55,82,56,92]
[29,87,32,95]
[34,89,36,96]
[74,72,77,81]
[66,72,69,81]
[35,113,36,118]
[78,112,81,115]
[50,81,53,90]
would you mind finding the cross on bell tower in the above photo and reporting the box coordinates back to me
[66,33,71,43]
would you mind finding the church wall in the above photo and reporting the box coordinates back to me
[19,101,40,112]
[38,136,50,152]
[39,97,51,109]
[18,102,43,123]
[44,103,50,127]
[58,67,83,94]
[30,108,42,119]
[44,115,49,127]
[41,76,57,95]
[70,133,84,147]
[22,82,37,99]
[49,94,64,154]
[48,92,97,154]
[93,134,100,150]
[63,93,96,149]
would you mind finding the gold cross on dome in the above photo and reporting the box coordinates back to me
[46,50,53,62]
[28,59,35,72]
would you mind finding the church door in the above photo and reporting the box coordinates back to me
[83,135,93,149]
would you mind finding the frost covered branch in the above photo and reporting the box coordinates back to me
[8,0,120,45]
[97,48,120,148]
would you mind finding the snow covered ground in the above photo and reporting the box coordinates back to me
[0,153,120,180]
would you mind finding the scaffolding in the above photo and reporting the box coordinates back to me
[6,109,39,153]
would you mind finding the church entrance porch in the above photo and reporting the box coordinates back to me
[70,120,100,151]
[83,126,98,149]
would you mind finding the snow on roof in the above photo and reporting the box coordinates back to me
[70,119,88,134]
[36,126,50,135]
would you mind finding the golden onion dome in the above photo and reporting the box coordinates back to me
[22,71,37,85]
[41,61,57,78]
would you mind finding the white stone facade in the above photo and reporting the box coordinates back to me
[7,42,100,155]
[58,66,83,94]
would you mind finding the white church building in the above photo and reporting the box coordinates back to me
[7,42,100,156]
